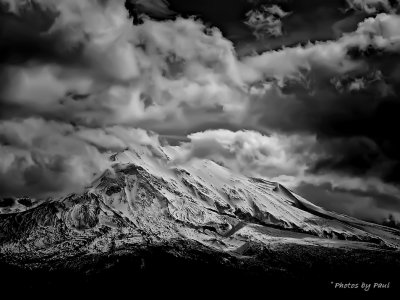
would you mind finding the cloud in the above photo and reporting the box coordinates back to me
[239,15,400,198]
[244,4,290,39]
[171,129,399,193]
[0,117,163,198]
[245,71,400,191]
[130,0,175,18]
[0,0,248,132]
[241,13,400,83]
[1,65,93,106]
[76,126,161,151]
[0,0,251,199]
[171,129,314,182]
[0,118,111,198]
[4,2,399,134]
[238,0,366,55]
[296,183,400,223]
[346,0,399,14]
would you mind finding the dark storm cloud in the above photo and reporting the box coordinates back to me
[242,13,400,170]
[125,1,398,54]
[0,5,59,63]
[240,0,349,54]
[232,11,400,222]
[247,44,400,188]
[159,0,397,57]
[159,1,348,48]
[310,137,383,177]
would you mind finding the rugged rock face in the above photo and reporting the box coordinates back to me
[1,149,400,293]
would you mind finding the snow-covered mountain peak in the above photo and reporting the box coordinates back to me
[1,149,400,272]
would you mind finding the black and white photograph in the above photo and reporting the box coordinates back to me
[1,0,400,296]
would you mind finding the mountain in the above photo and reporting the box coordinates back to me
[1,148,400,294]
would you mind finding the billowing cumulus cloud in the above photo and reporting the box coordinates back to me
[3,1,399,133]
[0,0,248,132]
[171,129,313,182]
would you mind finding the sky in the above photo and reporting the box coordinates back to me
[1,0,400,225]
